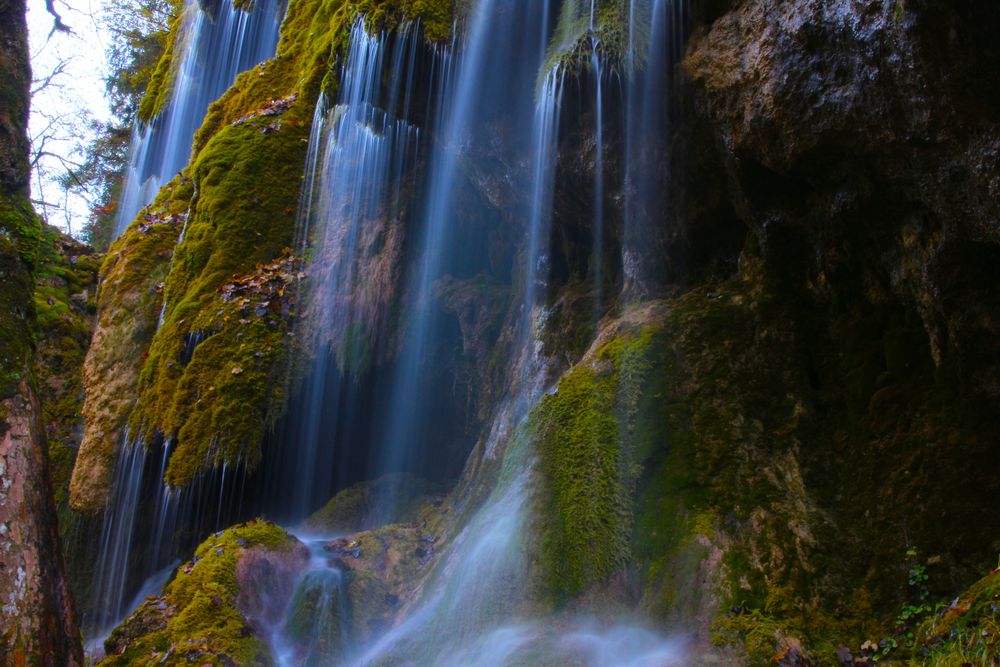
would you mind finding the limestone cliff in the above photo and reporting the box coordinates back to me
[66,0,1000,664]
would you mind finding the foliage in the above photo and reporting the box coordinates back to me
[63,0,181,250]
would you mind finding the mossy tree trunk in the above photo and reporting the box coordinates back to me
[0,0,84,662]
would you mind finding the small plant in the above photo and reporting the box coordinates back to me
[871,547,936,661]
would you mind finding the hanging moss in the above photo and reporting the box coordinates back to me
[532,324,656,603]
[71,177,193,512]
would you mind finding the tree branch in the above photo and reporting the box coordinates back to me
[44,0,73,37]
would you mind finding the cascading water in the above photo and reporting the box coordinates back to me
[265,19,438,521]
[91,0,692,660]
[86,432,249,640]
[260,0,690,663]
[113,0,284,236]
[622,0,686,295]
[378,0,555,483]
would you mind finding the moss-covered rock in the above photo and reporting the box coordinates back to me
[305,473,442,534]
[30,224,102,601]
[0,195,39,397]
[531,313,659,603]
[100,520,308,666]
[71,178,192,512]
[283,569,347,665]
[325,523,436,643]
[99,0,462,491]
[542,0,640,80]
[916,568,1000,665]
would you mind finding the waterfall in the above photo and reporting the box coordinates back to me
[523,65,566,336]
[591,42,605,312]
[267,19,434,521]
[622,0,686,296]
[113,0,284,237]
[88,432,146,636]
[378,0,553,484]
[90,0,694,660]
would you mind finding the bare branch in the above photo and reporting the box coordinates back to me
[31,150,83,172]
[44,0,74,37]
[31,57,71,96]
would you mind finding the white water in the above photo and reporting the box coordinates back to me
[91,0,692,661]
[113,0,284,237]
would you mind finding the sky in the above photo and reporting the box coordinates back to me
[26,0,113,236]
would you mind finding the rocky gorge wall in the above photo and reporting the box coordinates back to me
[1,0,84,662]
[32,0,1000,665]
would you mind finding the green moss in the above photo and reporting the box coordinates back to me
[0,194,40,398]
[915,568,1000,665]
[100,520,296,666]
[541,0,640,84]
[136,2,185,123]
[29,224,102,596]
[532,328,657,603]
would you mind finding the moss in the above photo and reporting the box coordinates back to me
[541,0,640,83]
[135,1,186,123]
[305,473,441,533]
[0,194,40,398]
[532,326,657,603]
[29,224,101,596]
[100,519,296,666]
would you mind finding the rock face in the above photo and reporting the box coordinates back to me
[0,0,83,662]
[0,384,83,665]
[685,0,1000,382]
[653,0,1000,661]
[68,0,1000,664]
